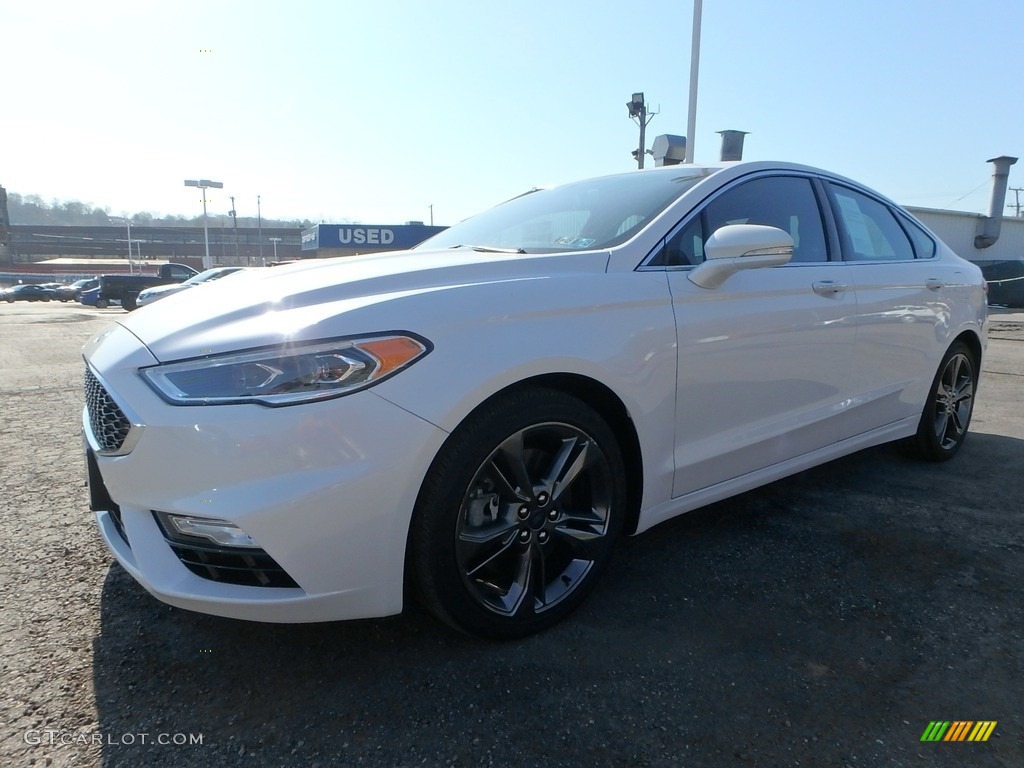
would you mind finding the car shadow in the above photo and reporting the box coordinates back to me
[92,432,1024,767]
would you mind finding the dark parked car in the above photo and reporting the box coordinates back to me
[56,278,100,302]
[79,286,102,307]
[2,284,57,302]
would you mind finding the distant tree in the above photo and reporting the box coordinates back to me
[8,192,319,228]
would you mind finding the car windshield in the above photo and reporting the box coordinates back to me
[416,168,715,254]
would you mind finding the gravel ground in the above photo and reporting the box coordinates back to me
[2,301,1022,768]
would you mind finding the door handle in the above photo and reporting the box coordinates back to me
[925,278,944,291]
[812,280,847,297]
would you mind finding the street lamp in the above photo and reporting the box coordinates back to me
[184,179,223,269]
[626,92,656,169]
[269,236,282,263]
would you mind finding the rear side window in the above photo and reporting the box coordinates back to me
[830,185,915,261]
[901,216,937,259]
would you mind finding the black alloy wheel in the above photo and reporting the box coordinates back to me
[410,388,626,639]
[912,341,977,461]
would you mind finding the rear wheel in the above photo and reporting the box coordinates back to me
[95,298,109,309]
[911,341,977,461]
[122,294,138,311]
[410,389,626,639]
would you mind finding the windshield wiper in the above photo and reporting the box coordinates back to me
[448,244,526,254]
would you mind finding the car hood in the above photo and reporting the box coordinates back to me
[115,248,610,362]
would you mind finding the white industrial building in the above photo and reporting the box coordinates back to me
[908,206,1024,307]
[907,156,1023,307]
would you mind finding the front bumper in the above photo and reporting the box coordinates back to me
[84,325,448,623]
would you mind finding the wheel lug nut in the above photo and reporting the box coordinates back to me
[538,531,549,543]
[518,530,531,543]
[517,505,530,520]
[547,509,558,521]
[537,492,549,505]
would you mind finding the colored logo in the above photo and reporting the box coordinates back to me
[920,721,997,742]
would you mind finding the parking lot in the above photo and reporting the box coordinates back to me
[1,300,1021,768]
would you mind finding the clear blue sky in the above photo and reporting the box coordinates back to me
[4,0,1022,226]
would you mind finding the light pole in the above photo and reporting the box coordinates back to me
[257,195,263,265]
[685,0,703,163]
[184,179,223,269]
[109,216,134,273]
[269,236,282,263]
[229,195,240,263]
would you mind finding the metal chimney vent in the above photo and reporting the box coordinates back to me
[975,155,1018,249]
[717,130,749,161]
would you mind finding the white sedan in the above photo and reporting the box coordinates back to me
[82,161,988,638]
[135,266,245,307]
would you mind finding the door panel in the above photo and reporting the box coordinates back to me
[669,265,856,497]
[826,183,948,426]
[664,174,869,498]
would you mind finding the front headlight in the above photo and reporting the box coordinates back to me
[140,333,430,406]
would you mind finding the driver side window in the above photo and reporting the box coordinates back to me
[657,175,828,266]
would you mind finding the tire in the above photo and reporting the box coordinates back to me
[910,341,977,462]
[409,388,627,639]
[122,294,138,311]
[95,298,109,309]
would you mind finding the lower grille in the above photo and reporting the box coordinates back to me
[153,513,299,588]
[108,505,130,547]
[84,366,133,454]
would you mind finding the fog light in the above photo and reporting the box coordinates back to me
[154,512,258,549]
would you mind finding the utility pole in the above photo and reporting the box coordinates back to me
[229,195,240,262]
[626,92,657,169]
[1008,187,1023,217]
[257,195,263,265]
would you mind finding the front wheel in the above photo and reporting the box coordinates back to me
[910,341,977,461]
[95,298,109,309]
[410,389,627,639]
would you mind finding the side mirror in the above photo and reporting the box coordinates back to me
[688,224,794,289]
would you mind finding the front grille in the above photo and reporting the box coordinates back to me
[84,367,132,453]
[153,513,299,588]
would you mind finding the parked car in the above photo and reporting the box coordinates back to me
[79,285,103,307]
[57,278,99,302]
[93,263,199,310]
[82,161,988,639]
[136,266,245,307]
[2,284,56,302]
